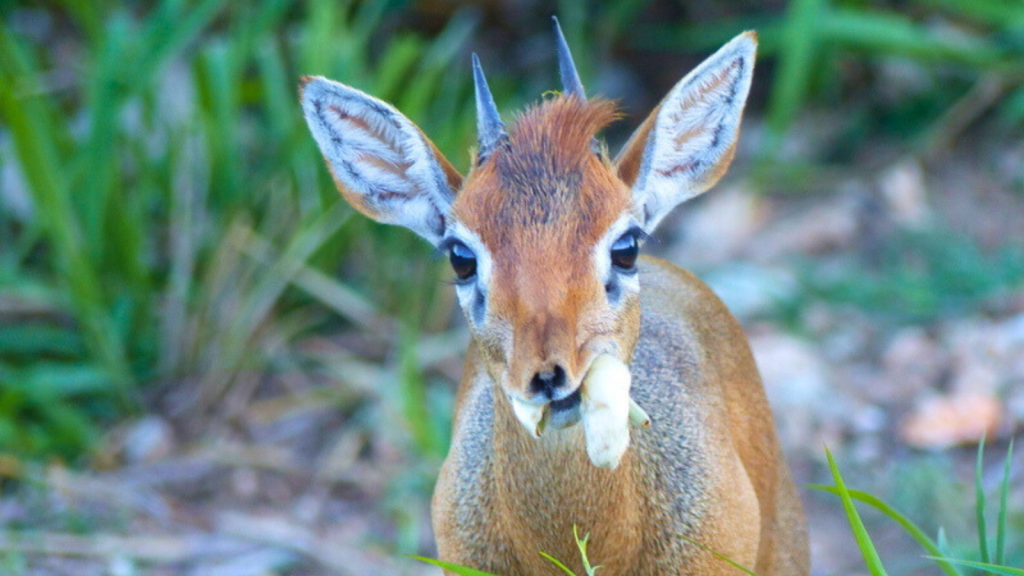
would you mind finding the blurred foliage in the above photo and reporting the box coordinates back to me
[0,0,485,459]
[637,0,1024,151]
[1,0,1024,464]
[803,230,1024,323]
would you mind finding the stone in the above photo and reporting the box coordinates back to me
[879,160,930,229]
[123,416,175,464]
[899,393,1001,449]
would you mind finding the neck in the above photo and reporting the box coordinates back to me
[488,382,644,559]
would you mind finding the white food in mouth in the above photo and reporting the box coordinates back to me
[509,355,650,466]
[629,397,651,428]
[511,396,548,438]
[581,354,633,469]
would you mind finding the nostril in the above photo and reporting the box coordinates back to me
[529,365,567,399]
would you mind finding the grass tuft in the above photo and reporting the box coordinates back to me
[825,447,890,576]
[994,438,1014,565]
[809,484,962,576]
[410,556,501,576]
[976,435,991,564]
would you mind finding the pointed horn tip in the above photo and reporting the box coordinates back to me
[550,14,585,100]
[472,51,507,156]
[471,53,490,85]
[551,15,568,41]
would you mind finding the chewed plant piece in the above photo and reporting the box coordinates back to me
[510,395,549,439]
[629,397,651,427]
[581,354,633,468]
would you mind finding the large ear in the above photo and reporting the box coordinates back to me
[615,32,756,230]
[300,76,463,245]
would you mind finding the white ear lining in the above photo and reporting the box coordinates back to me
[302,77,455,244]
[633,32,756,230]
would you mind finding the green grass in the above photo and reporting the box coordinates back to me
[635,0,1024,155]
[0,0,486,460]
[801,230,1024,324]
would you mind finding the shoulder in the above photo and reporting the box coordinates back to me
[637,255,727,318]
[632,254,756,392]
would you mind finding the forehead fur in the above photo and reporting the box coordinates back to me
[498,96,619,178]
[494,98,619,220]
[454,96,626,238]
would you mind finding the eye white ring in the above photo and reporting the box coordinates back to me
[593,214,644,286]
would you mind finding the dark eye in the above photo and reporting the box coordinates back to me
[611,233,639,271]
[449,242,477,281]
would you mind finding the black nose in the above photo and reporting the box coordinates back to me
[529,365,567,399]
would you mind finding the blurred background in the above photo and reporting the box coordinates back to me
[1,0,1023,574]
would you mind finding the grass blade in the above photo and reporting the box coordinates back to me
[809,484,962,576]
[821,8,1010,68]
[0,25,136,404]
[539,552,579,576]
[825,448,889,576]
[411,556,502,576]
[138,0,231,77]
[765,0,826,139]
[398,327,443,458]
[915,0,1024,29]
[925,558,1024,576]
[676,534,759,576]
[977,436,991,563]
[197,40,243,209]
[995,438,1014,564]
[571,525,602,576]
[937,527,950,556]
[77,12,126,259]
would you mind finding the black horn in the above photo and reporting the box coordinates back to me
[472,53,507,164]
[552,16,585,100]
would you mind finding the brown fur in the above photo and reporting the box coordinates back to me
[453,97,634,394]
[433,96,808,574]
[434,257,809,575]
[304,75,808,575]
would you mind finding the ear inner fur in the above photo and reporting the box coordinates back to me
[615,31,757,229]
[301,76,462,243]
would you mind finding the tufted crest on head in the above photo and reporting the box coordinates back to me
[497,96,618,179]
[453,96,627,248]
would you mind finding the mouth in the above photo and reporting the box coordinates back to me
[508,386,583,438]
[547,387,583,430]
[550,387,582,413]
[508,355,653,469]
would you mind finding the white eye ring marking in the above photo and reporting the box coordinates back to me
[444,222,493,325]
[593,214,644,299]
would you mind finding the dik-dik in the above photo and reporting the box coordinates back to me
[301,20,808,576]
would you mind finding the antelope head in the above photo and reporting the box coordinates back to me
[301,20,756,441]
